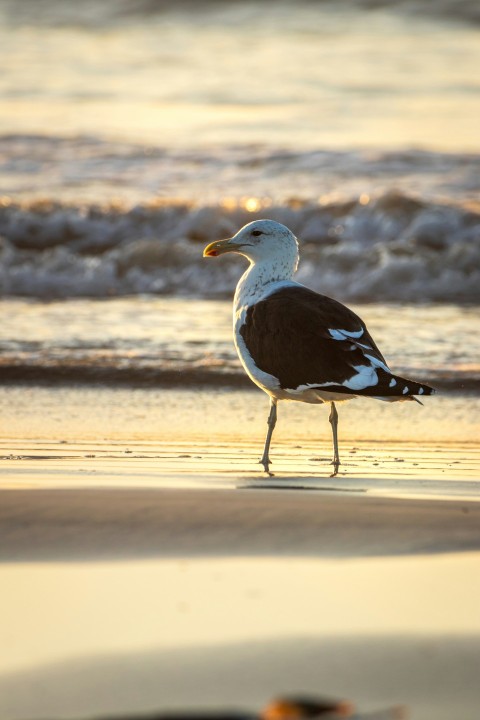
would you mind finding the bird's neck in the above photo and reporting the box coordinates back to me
[234,258,297,310]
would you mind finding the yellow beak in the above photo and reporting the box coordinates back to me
[203,238,243,257]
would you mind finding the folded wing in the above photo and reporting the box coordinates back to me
[240,286,434,397]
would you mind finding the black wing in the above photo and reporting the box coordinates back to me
[240,286,433,397]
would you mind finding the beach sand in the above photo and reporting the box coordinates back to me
[1,386,480,720]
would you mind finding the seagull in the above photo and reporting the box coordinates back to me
[203,219,434,475]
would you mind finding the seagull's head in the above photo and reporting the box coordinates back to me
[203,219,299,269]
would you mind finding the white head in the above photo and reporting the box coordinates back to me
[203,219,299,277]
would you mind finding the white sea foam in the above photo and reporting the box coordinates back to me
[0,190,478,303]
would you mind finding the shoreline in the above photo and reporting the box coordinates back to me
[0,368,475,393]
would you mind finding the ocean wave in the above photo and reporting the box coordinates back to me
[0,193,479,303]
[2,135,479,205]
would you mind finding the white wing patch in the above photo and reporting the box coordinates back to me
[364,352,390,373]
[328,327,364,341]
[329,327,391,374]
[343,364,379,390]
[288,363,379,394]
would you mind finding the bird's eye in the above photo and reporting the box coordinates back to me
[251,230,264,237]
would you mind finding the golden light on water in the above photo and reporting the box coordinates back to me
[221,196,273,212]
[221,197,238,211]
[318,193,342,206]
[244,196,262,212]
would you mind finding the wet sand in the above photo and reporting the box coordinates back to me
[1,439,480,719]
[1,483,480,561]
[1,387,479,720]
[2,424,480,561]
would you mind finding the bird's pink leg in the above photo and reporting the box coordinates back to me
[329,401,341,477]
[259,398,277,475]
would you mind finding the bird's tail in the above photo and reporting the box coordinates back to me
[371,369,435,402]
[313,370,435,400]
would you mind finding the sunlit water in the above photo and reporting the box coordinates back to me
[1,297,478,389]
[1,1,479,152]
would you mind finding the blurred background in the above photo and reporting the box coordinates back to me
[1,0,480,154]
[0,0,479,394]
